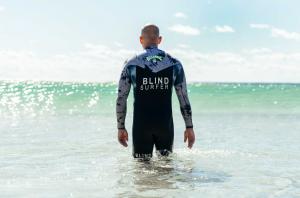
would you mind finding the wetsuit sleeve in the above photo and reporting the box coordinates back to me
[116,63,131,130]
[174,64,193,129]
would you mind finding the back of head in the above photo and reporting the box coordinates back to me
[140,24,161,48]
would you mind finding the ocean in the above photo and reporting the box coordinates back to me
[0,81,299,197]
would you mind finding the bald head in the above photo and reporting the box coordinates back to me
[141,24,160,38]
[140,24,162,49]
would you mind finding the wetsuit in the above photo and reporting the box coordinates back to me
[116,45,193,158]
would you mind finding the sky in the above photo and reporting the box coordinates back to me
[0,0,300,83]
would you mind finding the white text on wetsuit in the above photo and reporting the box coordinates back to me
[140,77,169,90]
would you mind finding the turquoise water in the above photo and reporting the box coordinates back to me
[0,81,300,197]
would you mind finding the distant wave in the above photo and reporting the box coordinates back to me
[0,81,299,118]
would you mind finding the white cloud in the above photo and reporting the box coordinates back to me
[113,41,123,47]
[250,24,300,41]
[1,44,300,83]
[167,48,300,83]
[168,24,200,36]
[215,25,235,33]
[0,5,5,12]
[242,48,272,54]
[271,28,300,41]
[174,12,187,19]
[177,44,190,49]
[250,24,270,29]
[0,44,136,82]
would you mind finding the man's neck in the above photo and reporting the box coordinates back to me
[144,44,158,50]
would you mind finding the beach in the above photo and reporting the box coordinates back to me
[0,81,299,197]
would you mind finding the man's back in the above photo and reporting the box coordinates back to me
[116,45,193,158]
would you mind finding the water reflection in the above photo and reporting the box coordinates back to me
[116,153,230,197]
[132,157,177,192]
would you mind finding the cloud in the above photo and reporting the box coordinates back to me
[113,41,123,47]
[249,24,270,29]
[250,24,300,41]
[174,12,187,19]
[168,24,200,36]
[242,48,272,54]
[0,5,5,12]
[271,28,300,41]
[177,44,190,49]
[215,25,235,33]
[168,48,300,83]
[1,44,300,83]
[0,44,136,82]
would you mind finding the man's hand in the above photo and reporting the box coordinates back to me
[184,128,195,149]
[118,129,128,147]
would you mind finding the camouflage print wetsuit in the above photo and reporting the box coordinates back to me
[116,45,193,158]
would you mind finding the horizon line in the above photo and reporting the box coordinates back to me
[0,79,299,85]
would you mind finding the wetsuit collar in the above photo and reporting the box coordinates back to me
[144,44,158,50]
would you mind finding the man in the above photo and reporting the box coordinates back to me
[116,24,195,159]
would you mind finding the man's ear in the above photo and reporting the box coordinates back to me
[158,36,162,44]
[139,36,143,44]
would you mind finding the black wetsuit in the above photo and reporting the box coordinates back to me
[116,45,193,158]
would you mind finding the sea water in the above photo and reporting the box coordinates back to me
[0,81,299,197]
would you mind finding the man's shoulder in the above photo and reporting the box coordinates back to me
[122,48,183,70]
[164,51,182,67]
[123,51,146,68]
[123,53,137,65]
